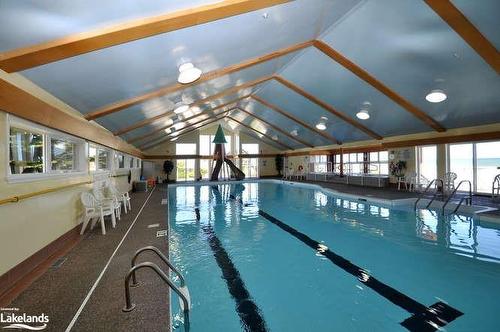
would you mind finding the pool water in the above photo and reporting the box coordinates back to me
[167,181,500,331]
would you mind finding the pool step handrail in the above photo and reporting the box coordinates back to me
[123,262,191,329]
[414,179,444,210]
[130,245,185,287]
[441,180,472,215]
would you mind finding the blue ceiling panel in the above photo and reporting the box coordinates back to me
[320,0,500,131]
[255,79,371,143]
[451,0,500,50]
[279,47,431,137]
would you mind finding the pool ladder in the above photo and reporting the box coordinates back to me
[441,180,472,215]
[414,179,444,211]
[122,246,191,330]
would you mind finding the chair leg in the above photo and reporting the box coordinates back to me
[122,198,127,213]
[100,215,106,235]
[127,199,131,212]
[111,211,116,228]
[80,216,90,235]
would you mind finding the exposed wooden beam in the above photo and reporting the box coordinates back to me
[0,78,142,157]
[383,131,500,149]
[251,95,341,144]
[424,0,500,74]
[84,40,312,120]
[313,40,446,132]
[0,0,291,72]
[141,116,224,150]
[113,77,271,136]
[273,75,383,140]
[226,116,293,150]
[235,107,314,148]
[127,102,237,143]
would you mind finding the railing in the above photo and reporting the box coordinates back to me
[0,181,92,206]
[441,180,472,215]
[414,179,444,210]
[130,246,185,287]
[123,262,190,330]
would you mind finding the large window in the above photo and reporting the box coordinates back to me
[176,143,197,181]
[9,127,44,174]
[311,155,328,173]
[200,134,232,156]
[448,141,500,193]
[369,151,389,175]
[50,138,75,171]
[417,145,437,183]
[241,143,259,178]
[115,153,125,168]
[342,153,364,175]
[89,145,109,172]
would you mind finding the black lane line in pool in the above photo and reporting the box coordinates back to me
[258,210,463,332]
[201,223,268,332]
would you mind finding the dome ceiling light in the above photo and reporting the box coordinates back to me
[316,117,328,131]
[177,63,202,84]
[174,102,190,114]
[425,89,447,103]
[356,102,371,120]
[272,135,278,141]
[290,129,298,136]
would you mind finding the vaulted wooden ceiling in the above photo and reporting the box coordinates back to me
[1,0,499,152]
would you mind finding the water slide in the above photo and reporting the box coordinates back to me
[210,158,245,181]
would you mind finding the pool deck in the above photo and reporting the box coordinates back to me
[2,185,171,332]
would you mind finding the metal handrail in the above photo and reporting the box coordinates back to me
[0,181,91,206]
[414,179,444,210]
[130,246,185,287]
[123,262,190,330]
[441,180,472,215]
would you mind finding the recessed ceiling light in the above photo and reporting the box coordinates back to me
[356,109,370,120]
[272,135,278,141]
[177,63,202,84]
[171,137,179,141]
[425,89,447,103]
[173,122,184,130]
[174,102,189,114]
[291,129,298,136]
[262,12,269,19]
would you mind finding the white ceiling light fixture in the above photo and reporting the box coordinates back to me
[272,135,278,141]
[177,63,202,84]
[174,102,190,114]
[425,89,447,103]
[316,116,328,131]
[171,137,179,142]
[356,102,371,120]
[291,129,298,136]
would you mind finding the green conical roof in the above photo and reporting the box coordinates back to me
[212,124,227,144]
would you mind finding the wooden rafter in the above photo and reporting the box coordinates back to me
[0,0,291,73]
[226,116,293,150]
[235,107,314,148]
[313,40,446,132]
[84,40,312,120]
[141,116,225,150]
[424,0,500,74]
[127,102,237,143]
[273,75,383,140]
[250,95,341,144]
[113,76,271,136]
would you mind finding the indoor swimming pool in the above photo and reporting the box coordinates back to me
[167,181,500,331]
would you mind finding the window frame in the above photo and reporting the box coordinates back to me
[88,143,111,173]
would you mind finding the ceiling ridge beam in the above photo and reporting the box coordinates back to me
[424,0,499,74]
[0,0,291,73]
[130,108,233,145]
[312,40,446,132]
[250,95,341,144]
[84,40,312,120]
[127,98,244,143]
[272,75,383,140]
[113,76,271,136]
[226,115,293,150]
[235,106,314,148]
[140,116,225,150]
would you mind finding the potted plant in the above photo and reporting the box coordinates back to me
[275,155,284,177]
[163,160,174,183]
[389,160,407,177]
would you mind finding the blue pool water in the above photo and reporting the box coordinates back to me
[167,181,500,331]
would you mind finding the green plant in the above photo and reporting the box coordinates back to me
[275,155,284,176]
[163,160,174,181]
[389,160,407,176]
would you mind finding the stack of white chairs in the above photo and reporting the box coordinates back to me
[80,191,116,235]
[94,185,122,221]
[106,180,132,214]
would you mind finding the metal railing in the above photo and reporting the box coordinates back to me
[414,179,444,210]
[130,246,185,287]
[441,180,472,215]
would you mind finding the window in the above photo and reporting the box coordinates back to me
[115,153,125,168]
[89,145,109,172]
[241,144,259,178]
[50,138,76,171]
[476,142,500,193]
[449,143,473,189]
[311,155,328,173]
[342,153,364,175]
[369,151,389,175]
[176,144,197,181]
[241,144,259,154]
[129,156,134,168]
[136,159,141,168]
[199,134,232,156]
[9,127,44,174]
[417,145,437,183]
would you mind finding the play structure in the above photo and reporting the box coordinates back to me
[210,125,245,181]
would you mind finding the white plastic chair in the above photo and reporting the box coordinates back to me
[80,192,116,235]
[397,172,417,191]
[107,183,131,213]
[93,186,121,220]
[492,174,500,200]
